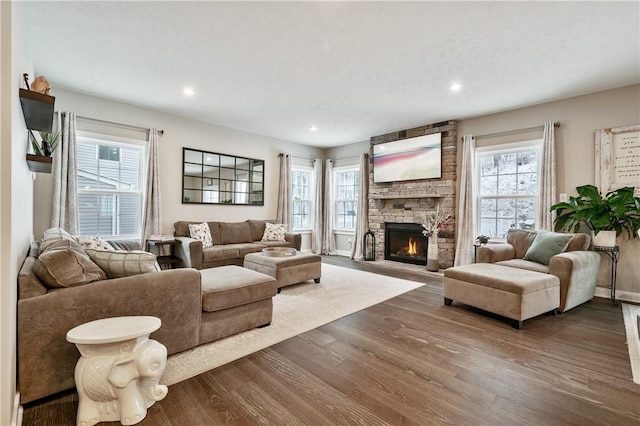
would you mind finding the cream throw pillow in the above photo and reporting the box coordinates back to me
[86,249,160,279]
[189,222,213,248]
[261,223,286,242]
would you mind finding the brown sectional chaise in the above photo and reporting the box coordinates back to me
[173,219,301,269]
[17,227,278,404]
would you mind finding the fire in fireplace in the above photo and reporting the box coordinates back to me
[384,222,427,265]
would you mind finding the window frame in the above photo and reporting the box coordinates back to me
[76,131,147,240]
[333,164,360,233]
[474,139,542,240]
[291,165,313,232]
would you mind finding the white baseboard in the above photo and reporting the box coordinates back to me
[335,250,351,257]
[12,393,23,426]
[595,287,640,304]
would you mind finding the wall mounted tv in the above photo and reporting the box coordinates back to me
[373,132,442,183]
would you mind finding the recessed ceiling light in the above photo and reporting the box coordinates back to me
[450,83,462,92]
[310,126,318,132]
[183,87,195,96]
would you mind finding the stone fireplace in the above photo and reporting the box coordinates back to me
[368,120,458,269]
[384,222,427,265]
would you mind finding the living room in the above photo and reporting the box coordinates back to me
[2,1,640,425]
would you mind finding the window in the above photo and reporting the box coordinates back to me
[476,141,541,239]
[77,135,145,239]
[292,167,312,230]
[334,166,360,231]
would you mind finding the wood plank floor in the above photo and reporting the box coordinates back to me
[23,256,639,425]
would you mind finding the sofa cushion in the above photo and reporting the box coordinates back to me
[40,230,75,252]
[248,220,267,242]
[18,256,48,299]
[566,233,591,252]
[219,221,252,245]
[261,222,286,242]
[73,236,115,251]
[506,229,538,259]
[200,265,277,312]
[189,222,213,248]
[203,246,241,263]
[207,222,222,245]
[86,249,160,278]
[174,221,199,237]
[523,230,573,265]
[496,259,550,274]
[33,240,107,288]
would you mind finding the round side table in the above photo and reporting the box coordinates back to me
[66,316,168,426]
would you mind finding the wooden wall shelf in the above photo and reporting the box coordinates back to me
[26,154,52,173]
[19,88,55,132]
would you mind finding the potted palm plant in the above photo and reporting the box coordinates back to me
[550,184,640,247]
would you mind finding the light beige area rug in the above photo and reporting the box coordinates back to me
[162,263,425,386]
[622,303,640,384]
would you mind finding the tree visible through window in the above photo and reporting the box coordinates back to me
[476,143,540,239]
[334,167,359,230]
[77,136,145,238]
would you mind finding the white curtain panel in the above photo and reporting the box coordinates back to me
[350,154,369,260]
[322,159,336,254]
[50,111,79,234]
[454,135,476,266]
[141,128,163,246]
[539,121,557,231]
[311,159,323,254]
[276,154,292,230]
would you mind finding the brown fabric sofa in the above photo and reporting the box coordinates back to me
[17,229,277,404]
[476,229,601,312]
[173,220,301,269]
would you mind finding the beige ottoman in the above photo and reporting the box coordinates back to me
[443,263,559,329]
[244,251,321,292]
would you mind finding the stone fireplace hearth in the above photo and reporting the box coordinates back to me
[368,120,457,269]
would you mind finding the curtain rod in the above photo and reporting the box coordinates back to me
[474,122,560,141]
[63,113,164,135]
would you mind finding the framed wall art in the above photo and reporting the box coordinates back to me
[595,124,640,196]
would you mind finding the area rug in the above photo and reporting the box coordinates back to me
[161,263,426,385]
[622,303,640,384]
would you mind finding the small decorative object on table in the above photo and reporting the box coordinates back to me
[475,235,490,245]
[422,205,453,272]
[262,247,297,257]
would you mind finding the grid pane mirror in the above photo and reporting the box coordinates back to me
[182,148,264,205]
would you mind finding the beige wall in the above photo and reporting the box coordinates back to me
[2,1,35,423]
[33,88,324,249]
[458,84,640,296]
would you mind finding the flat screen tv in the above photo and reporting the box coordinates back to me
[373,133,442,183]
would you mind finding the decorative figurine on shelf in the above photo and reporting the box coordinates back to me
[475,235,490,245]
[30,76,51,95]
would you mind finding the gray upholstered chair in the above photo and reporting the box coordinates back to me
[476,229,601,313]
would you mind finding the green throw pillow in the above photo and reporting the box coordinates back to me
[523,230,573,265]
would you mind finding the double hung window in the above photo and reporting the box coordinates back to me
[334,166,359,231]
[76,135,145,239]
[292,167,312,230]
[476,141,541,239]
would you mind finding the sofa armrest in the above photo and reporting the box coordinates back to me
[550,251,601,312]
[174,236,203,269]
[17,268,202,403]
[285,232,302,251]
[476,243,515,263]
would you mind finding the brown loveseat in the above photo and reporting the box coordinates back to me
[17,228,277,404]
[476,229,601,312]
[173,219,301,270]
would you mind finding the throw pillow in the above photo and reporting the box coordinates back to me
[33,240,107,288]
[261,222,286,242]
[73,236,115,251]
[189,222,213,248]
[523,230,573,265]
[85,249,161,279]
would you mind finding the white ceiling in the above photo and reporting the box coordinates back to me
[23,1,640,148]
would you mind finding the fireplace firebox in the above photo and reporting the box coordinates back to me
[384,222,428,265]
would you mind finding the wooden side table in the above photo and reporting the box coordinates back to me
[594,245,620,306]
[66,316,168,425]
[146,239,181,269]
